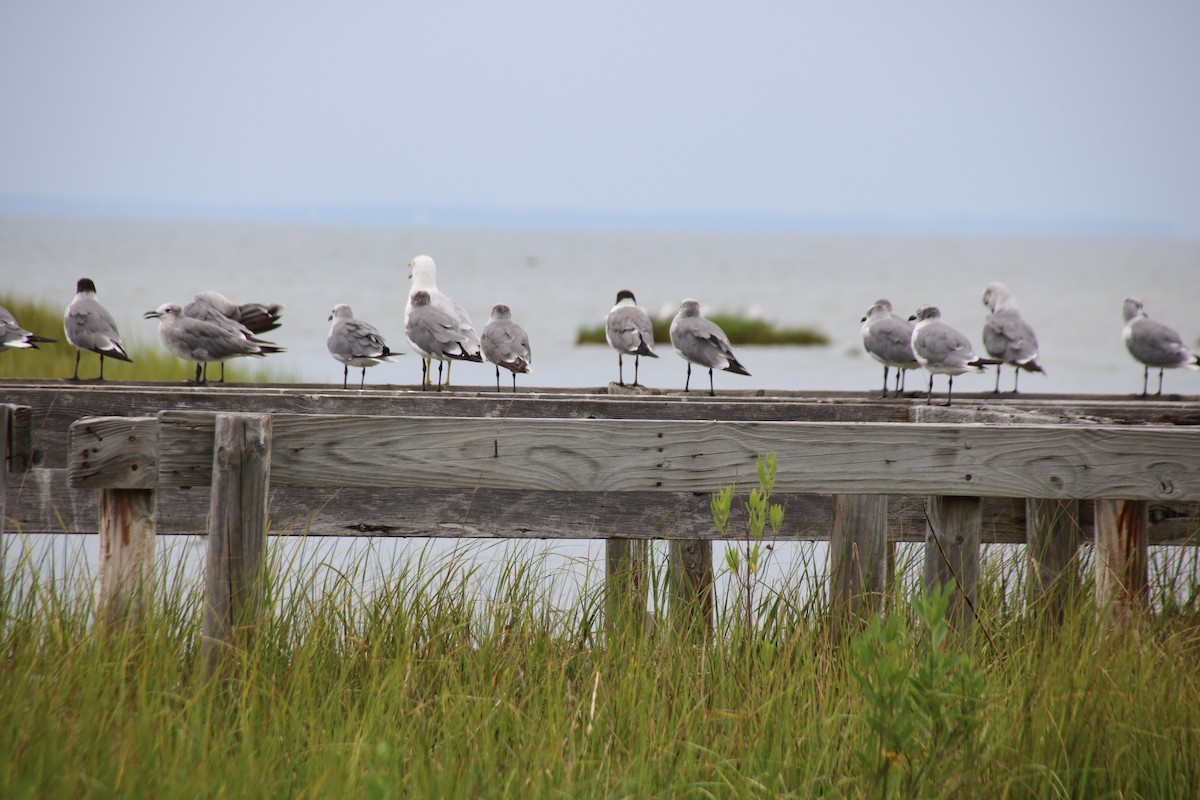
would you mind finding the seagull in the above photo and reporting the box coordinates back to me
[1122,297,1200,396]
[909,304,989,406]
[0,304,57,352]
[605,289,658,386]
[144,303,284,384]
[405,255,480,387]
[668,298,750,396]
[860,299,918,398]
[481,304,532,392]
[64,278,133,380]
[326,304,397,389]
[405,290,483,391]
[981,282,1046,393]
[184,290,285,334]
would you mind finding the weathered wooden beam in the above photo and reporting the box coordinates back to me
[203,414,272,677]
[98,488,156,623]
[669,539,713,638]
[830,494,888,636]
[1094,499,1149,621]
[1025,498,1082,620]
[924,496,981,632]
[69,416,156,489]
[149,412,1200,501]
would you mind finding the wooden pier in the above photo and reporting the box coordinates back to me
[3,380,1200,659]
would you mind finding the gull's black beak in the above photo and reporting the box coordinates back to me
[144,310,162,319]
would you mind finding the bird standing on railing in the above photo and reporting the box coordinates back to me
[145,302,284,384]
[909,304,988,406]
[981,282,1045,393]
[481,303,532,392]
[0,304,57,352]
[183,291,285,382]
[326,304,397,388]
[405,290,483,391]
[64,278,133,380]
[605,289,658,387]
[405,255,480,388]
[1122,297,1200,396]
[860,299,918,398]
[669,298,750,396]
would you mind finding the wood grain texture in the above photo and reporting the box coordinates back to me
[68,416,157,489]
[830,494,888,634]
[1094,499,1149,620]
[153,412,1200,501]
[98,488,156,623]
[669,539,713,636]
[1025,498,1082,619]
[924,495,981,632]
[8,381,1198,471]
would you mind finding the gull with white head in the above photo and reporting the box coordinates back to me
[909,304,988,406]
[860,299,918,398]
[1122,297,1199,396]
[145,303,284,384]
[405,255,480,387]
[981,282,1045,393]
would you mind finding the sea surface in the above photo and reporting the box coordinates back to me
[3,217,1198,610]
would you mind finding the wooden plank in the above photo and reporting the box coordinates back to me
[68,416,156,489]
[830,494,888,636]
[98,488,156,623]
[11,381,1199,470]
[6,404,33,471]
[12,469,1200,544]
[1025,498,1082,620]
[669,539,713,637]
[606,539,648,634]
[203,414,272,677]
[1094,499,1149,620]
[0,406,7,546]
[153,412,1200,501]
[924,496,981,632]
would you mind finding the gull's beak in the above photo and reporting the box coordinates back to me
[144,310,162,319]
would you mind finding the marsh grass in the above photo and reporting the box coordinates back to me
[0,295,296,383]
[576,312,830,347]
[3,534,1199,798]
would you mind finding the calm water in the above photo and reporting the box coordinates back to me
[2,217,1198,395]
[3,217,1198,608]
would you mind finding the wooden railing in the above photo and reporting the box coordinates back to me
[3,384,1199,671]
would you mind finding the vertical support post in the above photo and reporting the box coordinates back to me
[0,405,8,552]
[605,538,648,636]
[923,496,981,632]
[1025,498,1081,621]
[1094,499,1148,622]
[203,413,272,677]
[830,494,888,637]
[669,539,713,638]
[99,488,157,623]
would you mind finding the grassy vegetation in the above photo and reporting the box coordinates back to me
[0,295,295,383]
[577,312,830,346]
[2,536,1198,798]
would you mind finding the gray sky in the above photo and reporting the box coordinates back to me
[2,1,1198,235]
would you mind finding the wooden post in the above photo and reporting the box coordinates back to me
[830,494,888,636]
[605,538,648,636]
[669,539,713,638]
[0,405,8,551]
[1025,498,1081,620]
[203,413,272,676]
[1094,499,1148,622]
[98,488,156,623]
[924,496,981,632]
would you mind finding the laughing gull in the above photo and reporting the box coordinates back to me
[405,290,483,391]
[909,305,988,406]
[605,289,658,386]
[145,303,284,384]
[1122,297,1200,396]
[669,298,750,396]
[0,304,57,352]
[481,304,532,392]
[327,304,397,389]
[405,255,480,387]
[981,282,1046,393]
[64,278,133,380]
[184,290,285,334]
[860,299,918,398]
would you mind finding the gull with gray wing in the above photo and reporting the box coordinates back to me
[1,304,56,352]
[405,290,483,391]
[981,281,1045,393]
[909,304,988,406]
[327,304,397,388]
[145,303,284,384]
[64,278,133,380]
[860,299,918,397]
[405,255,480,387]
[481,304,532,392]
[605,289,658,386]
[669,298,750,396]
[1122,297,1199,396]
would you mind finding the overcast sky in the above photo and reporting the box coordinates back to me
[2,1,1198,235]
